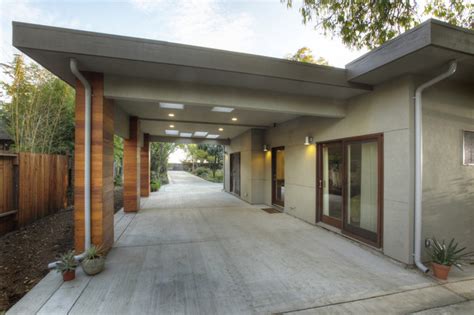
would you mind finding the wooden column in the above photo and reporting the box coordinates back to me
[124,116,141,212]
[140,133,150,197]
[74,72,114,252]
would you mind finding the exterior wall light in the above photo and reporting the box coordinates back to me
[304,136,313,145]
[263,144,269,152]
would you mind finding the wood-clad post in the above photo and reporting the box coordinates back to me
[74,72,114,253]
[140,133,150,197]
[123,116,141,212]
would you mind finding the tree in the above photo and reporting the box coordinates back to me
[287,47,329,65]
[283,0,473,49]
[198,144,224,178]
[0,55,75,154]
[150,142,178,184]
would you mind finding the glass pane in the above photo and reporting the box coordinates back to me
[275,149,285,203]
[322,143,342,219]
[346,141,378,233]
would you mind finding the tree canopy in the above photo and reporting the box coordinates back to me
[287,47,329,65]
[283,0,473,49]
[0,55,75,154]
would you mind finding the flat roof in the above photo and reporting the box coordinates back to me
[12,21,371,100]
[346,19,474,84]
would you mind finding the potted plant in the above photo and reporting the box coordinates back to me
[81,245,106,276]
[57,250,78,281]
[427,238,473,280]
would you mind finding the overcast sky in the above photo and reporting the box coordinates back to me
[0,0,367,163]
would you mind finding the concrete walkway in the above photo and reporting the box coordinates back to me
[8,171,474,314]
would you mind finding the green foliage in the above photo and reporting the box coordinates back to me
[85,245,104,260]
[427,238,473,270]
[287,47,329,65]
[193,167,211,177]
[0,55,75,154]
[283,0,473,49]
[150,142,177,187]
[150,178,161,192]
[114,135,124,186]
[56,250,78,273]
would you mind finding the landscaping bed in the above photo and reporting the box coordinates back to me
[0,187,124,312]
[0,208,74,312]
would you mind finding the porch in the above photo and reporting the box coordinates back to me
[8,171,474,314]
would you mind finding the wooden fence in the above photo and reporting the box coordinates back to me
[0,152,69,235]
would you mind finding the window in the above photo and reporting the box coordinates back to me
[464,130,474,166]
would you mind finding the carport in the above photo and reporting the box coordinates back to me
[12,21,370,252]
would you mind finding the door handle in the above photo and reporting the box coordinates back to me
[318,179,323,189]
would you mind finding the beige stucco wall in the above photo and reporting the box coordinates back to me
[261,76,415,264]
[224,129,264,204]
[421,80,474,256]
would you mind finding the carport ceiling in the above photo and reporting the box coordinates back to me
[116,100,297,139]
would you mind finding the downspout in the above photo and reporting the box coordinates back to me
[414,61,457,273]
[48,58,91,268]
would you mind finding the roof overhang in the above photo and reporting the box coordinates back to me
[12,21,371,100]
[346,19,474,85]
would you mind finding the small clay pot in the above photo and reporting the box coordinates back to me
[82,257,105,276]
[432,262,451,280]
[62,270,76,281]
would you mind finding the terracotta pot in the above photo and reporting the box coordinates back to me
[432,262,451,280]
[62,270,76,281]
[82,257,105,276]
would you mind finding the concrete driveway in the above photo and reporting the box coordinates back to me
[8,171,474,314]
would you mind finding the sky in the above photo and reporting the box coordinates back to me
[0,0,367,163]
[0,0,366,69]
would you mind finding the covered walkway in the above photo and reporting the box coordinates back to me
[8,171,474,314]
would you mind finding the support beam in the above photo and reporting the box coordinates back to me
[123,116,141,212]
[74,72,114,252]
[104,76,348,118]
[140,133,150,197]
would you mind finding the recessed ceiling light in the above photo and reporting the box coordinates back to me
[165,130,179,136]
[160,102,184,110]
[168,113,175,117]
[218,128,224,131]
[170,124,175,128]
[231,117,238,121]
[206,134,219,139]
[193,131,208,137]
[180,132,192,137]
[212,106,234,113]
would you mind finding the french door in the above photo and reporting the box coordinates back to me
[230,152,241,196]
[317,134,383,247]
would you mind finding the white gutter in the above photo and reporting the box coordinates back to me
[48,58,91,268]
[414,61,457,273]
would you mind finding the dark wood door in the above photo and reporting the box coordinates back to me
[230,152,241,196]
[271,147,285,207]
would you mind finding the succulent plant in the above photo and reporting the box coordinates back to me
[428,238,474,270]
[85,245,104,260]
[56,250,78,273]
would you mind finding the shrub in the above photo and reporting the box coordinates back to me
[193,167,210,177]
[151,179,161,192]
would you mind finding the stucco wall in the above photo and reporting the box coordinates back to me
[421,80,474,256]
[224,129,264,204]
[261,76,415,264]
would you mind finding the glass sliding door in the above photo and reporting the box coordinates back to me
[317,134,383,247]
[344,140,379,243]
[320,143,343,228]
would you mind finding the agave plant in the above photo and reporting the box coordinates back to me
[56,250,78,273]
[85,245,104,260]
[427,238,473,270]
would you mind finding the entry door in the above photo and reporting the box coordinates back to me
[272,147,285,207]
[318,142,343,228]
[230,152,241,196]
